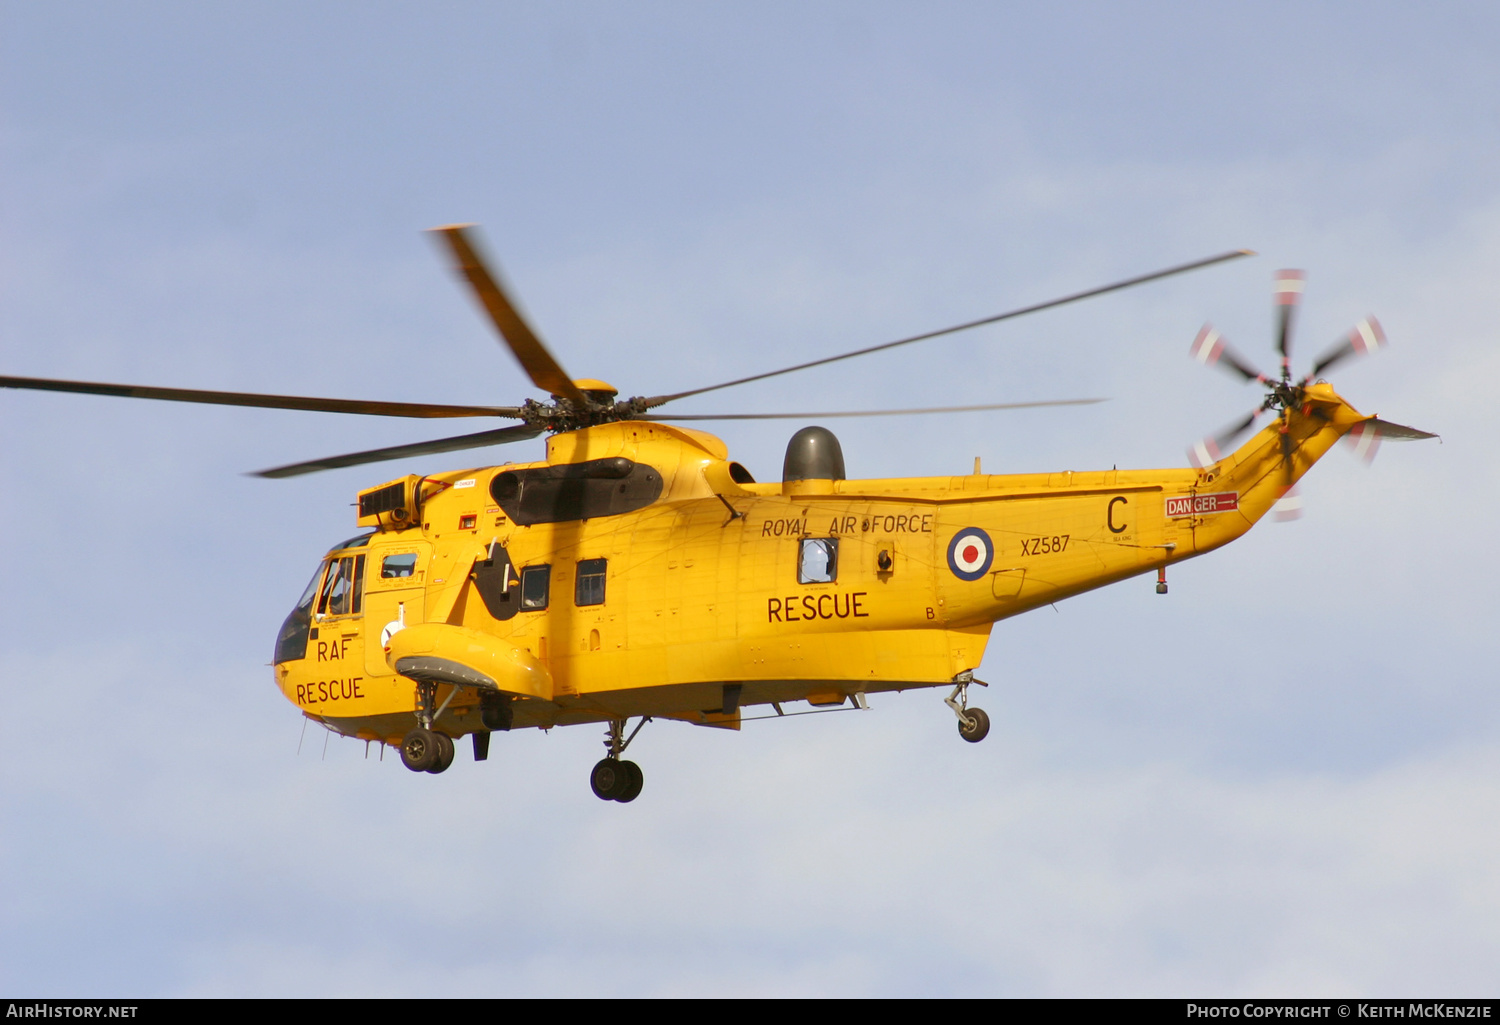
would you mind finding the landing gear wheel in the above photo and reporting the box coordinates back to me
[614,760,644,803]
[426,731,455,774]
[591,758,626,800]
[958,707,990,743]
[401,728,439,772]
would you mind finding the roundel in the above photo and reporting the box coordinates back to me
[947,527,994,581]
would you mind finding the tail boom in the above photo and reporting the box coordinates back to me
[1186,383,1371,553]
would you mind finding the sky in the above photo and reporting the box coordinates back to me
[2,1,1498,997]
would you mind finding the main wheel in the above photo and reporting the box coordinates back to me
[614,760,644,803]
[958,707,991,743]
[590,758,627,800]
[427,731,455,773]
[401,728,439,771]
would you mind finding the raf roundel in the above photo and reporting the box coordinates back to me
[946,527,994,581]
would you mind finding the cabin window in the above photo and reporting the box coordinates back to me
[520,565,551,610]
[381,553,418,579]
[575,558,607,606]
[317,554,366,617]
[798,538,838,584]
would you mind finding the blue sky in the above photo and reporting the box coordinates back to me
[2,1,1498,996]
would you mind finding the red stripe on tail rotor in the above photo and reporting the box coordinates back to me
[1187,438,1221,468]
[1190,325,1226,365]
[1274,269,1306,305]
[1345,421,1382,463]
[1273,484,1304,522]
[1350,317,1386,355]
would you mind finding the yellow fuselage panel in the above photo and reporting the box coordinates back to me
[275,392,1366,733]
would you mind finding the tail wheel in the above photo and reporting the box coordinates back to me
[400,728,439,772]
[426,731,455,774]
[958,707,991,743]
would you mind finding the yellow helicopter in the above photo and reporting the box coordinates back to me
[1,227,1435,802]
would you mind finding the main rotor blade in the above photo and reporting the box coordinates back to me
[430,225,590,408]
[648,249,1254,406]
[638,398,1104,421]
[0,374,523,419]
[253,423,545,479]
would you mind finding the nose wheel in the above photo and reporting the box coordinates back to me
[945,673,991,744]
[591,718,649,801]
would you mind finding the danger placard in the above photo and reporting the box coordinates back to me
[1166,492,1239,518]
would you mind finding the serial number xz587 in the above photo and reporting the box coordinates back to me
[1019,534,1070,556]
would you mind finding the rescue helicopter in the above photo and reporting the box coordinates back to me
[1,227,1435,802]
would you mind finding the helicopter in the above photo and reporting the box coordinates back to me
[1,226,1435,803]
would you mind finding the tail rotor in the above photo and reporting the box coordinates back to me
[1183,268,1421,516]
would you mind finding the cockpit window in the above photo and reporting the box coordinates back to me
[327,533,374,554]
[381,553,419,579]
[274,563,326,664]
[293,565,323,612]
[317,555,365,617]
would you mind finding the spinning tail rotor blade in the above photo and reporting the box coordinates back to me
[1307,317,1386,380]
[1187,408,1261,468]
[1344,420,1382,463]
[1188,325,1268,383]
[253,423,545,479]
[1273,483,1304,521]
[1274,270,1305,378]
[430,225,590,408]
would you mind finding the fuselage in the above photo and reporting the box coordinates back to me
[272,382,1368,747]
